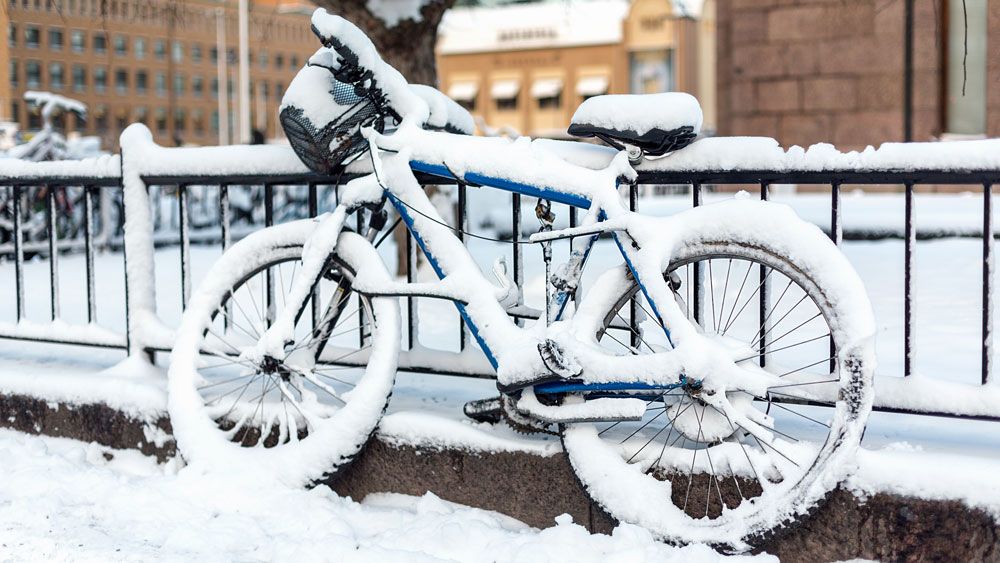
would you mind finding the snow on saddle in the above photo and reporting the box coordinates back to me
[567,92,703,158]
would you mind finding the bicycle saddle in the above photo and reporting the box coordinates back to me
[567,92,702,157]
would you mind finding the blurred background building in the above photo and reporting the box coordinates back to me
[716,0,997,150]
[0,0,317,149]
[436,0,716,138]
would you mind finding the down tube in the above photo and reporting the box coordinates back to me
[384,190,500,370]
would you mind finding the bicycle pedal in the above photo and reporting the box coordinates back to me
[538,339,582,379]
[462,396,503,424]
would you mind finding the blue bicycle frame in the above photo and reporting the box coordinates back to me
[379,158,681,395]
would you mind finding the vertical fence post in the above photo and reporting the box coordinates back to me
[457,182,468,350]
[830,181,841,372]
[219,184,231,250]
[84,186,97,323]
[904,181,914,377]
[308,182,320,330]
[12,185,25,321]
[179,184,191,309]
[629,183,639,348]
[692,182,702,326]
[512,192,523,327]
[406,226,417,348]
[47,185,60,321]
[264,184,275,326]
[569,206,578,306]
[758,182,770,368]
[984,182,994,384]
[121,126,162,358]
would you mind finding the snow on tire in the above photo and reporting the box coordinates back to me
[168,219,400,487]
[562,201,875,550]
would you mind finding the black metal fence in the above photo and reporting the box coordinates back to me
[0,127,997,421]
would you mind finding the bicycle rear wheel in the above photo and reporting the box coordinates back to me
[563,221,874,549]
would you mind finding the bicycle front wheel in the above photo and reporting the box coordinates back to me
[168,220,400,486]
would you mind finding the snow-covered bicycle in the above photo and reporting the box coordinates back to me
[168,9,875,550]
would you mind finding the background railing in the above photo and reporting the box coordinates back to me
[1,124,998,420]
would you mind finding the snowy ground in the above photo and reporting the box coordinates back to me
[0,429,766,562]
[0,191,999,557]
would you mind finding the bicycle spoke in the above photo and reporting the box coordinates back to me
[736,332,830,363]
[768,400,831,428]
[717,259,732,332]
[722,260,752,334]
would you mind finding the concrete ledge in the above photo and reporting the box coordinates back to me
[2,392,998,561]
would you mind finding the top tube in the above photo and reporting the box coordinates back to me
[409,160,593,209]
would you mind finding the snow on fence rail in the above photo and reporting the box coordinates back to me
[0,124,999,421]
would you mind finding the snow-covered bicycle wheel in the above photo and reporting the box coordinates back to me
[563,212,874,549]
[168,220,400,486]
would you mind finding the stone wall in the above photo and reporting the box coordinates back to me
[715,0,977,150]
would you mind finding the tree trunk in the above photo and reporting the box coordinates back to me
[313,0,454,86]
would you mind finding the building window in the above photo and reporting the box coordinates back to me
[9,61,17,89]
[114,35,127,56]
[290,55,299,68]
[93,32,106,54]
[531,77,563,110]
[192,75,203,97]
[155,72,166,96]
[9,24,16,48]
[173,108,185,133]
[94,67,107,93]
[211,110,219,133]
[29,108,41,130]
[629,50,673,94]
[26,60,40,88]
[946,0,988,135]
[191,44,201,63]
[72,64,86,92]
[192,109,205,135]
[25,26,40,48]
[491,79,520,111]
[48,27,63,51]
[116,113,127,132]
[95,105,108,132]
[11,102,19,126]
[49,62,64,90]
[134,37,145,59]
[172,41,183,63]
[173,74,184,96]
[71,29,85,52]
[154,39,165,60]
[135,70,147,94]
[155,108,167,133]
[274,53,284,69]
[211,77,218,99]
[209,46,217,64]
[115,68,128,93]
[133,106,147,126]
[258,50,268,68]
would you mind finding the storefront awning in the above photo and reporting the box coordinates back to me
[490,79,520,100]
[447,81,479,102]
[530,77,563,99]
[576,75,609,97]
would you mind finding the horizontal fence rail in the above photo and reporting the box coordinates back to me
[0,124,997,422]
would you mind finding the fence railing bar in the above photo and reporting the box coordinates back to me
[984,182,994,385]
[512,192,524,327]
[179,184,192,309]
[457,182,468,351]
[219,184,231,251]
[84,186,97,324]
[628,183,640,348]
[759,182,770,368]
[308,182,320,331]
[406,226,417,348]
[692,182,702,326]
[830,181,841,373]
[264,184,275,327]
[904,181,915,377]
[569,205,579,306]
[12,185,24,322]
[47,186,59,321]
